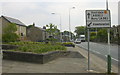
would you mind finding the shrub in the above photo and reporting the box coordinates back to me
[7,42,66,53]
[2,23,19,42]
[62,42,74,45]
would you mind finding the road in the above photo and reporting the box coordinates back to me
[76,42,119,67]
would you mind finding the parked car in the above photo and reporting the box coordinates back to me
[74,39,81,44]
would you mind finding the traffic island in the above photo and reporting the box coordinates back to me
[3,50,84,64]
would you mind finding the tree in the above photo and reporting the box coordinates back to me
[46,23,59,36]
[74,26,86,36]
[45,23,60,43]
[2,23,19,42]
[97,28,107,42]
[90,32,97,41]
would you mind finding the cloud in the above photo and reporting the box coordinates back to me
[1,0,119,2]
[118,1,120,24]
[1,1,119,33]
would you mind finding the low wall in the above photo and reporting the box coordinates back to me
[2,44,18,50]
[3,50,84,64]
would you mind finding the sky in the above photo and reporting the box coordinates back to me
[0,0,119,33]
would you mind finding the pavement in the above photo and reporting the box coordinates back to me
[76,42,118,61]
[76,42,119,70]
[2,46,118,73]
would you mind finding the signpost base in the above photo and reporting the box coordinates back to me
[107,55,111,74]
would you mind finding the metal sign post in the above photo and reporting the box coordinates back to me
[86,9,111,73]
[87,28,90,71]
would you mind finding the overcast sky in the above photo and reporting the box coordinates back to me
[0,0,119,33]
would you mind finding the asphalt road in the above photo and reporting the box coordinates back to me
[76,42,119,67]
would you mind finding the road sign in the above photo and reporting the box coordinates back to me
[86,10,111,28]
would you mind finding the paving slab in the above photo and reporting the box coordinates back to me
[2,47,117,73]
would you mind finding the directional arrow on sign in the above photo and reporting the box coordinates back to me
[88,22,92,27]
[87,13,90,19]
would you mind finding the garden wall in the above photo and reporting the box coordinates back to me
[3,50,84,64]
[2,44,18,50]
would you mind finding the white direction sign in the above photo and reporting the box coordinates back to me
[86,10,111,28]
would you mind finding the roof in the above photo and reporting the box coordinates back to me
[2,16,26,26]
[38,27,45,31]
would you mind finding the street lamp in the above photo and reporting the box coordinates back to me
[69,7,75,42]
[51,12,62,42]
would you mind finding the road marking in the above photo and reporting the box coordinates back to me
[92,51,101,55]
[111,58,119,62]
[95,51,101,54]
[105,55,118,62]
[105,55,107,57]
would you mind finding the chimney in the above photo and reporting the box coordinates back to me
[33,22,35,26]
[43,26,46,29]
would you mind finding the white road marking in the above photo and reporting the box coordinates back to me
[92,51,101,55]
[105,55,118,62]
[105,55,107,57]
[111,58,119,62]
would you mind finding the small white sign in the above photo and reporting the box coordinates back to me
[86,10,111,28]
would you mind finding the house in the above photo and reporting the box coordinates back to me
[0,16,27,41]
[111,25,120,38]
[27,24,49,42]
[117,25,120,37]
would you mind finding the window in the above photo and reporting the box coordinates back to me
[21,33,23,36]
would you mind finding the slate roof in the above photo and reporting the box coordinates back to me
[2,16,26,26]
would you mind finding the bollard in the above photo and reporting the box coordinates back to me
[107,55,111,74]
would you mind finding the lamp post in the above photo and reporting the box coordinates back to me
[51,12,62,42]
[69,7,75,42]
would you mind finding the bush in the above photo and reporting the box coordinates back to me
[62,42,74,45]
[7,42,66,53]
[2,33,19,42]
[2,23,19,42]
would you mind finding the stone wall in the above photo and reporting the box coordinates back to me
[3,50,84,64]
[2,44,18,50]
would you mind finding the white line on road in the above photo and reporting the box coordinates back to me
[105,55,118,62]
[111,58,119,62]
[92,50,101,55]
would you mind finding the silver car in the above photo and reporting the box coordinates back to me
[74,39,81,44]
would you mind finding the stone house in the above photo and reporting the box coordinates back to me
[112,25,120,38]
[0,16,27,41]
[117,25,120,37]
[27,25,48,42]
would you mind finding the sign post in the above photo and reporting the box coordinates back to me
[87,28,90,71]
[86,10,111,73]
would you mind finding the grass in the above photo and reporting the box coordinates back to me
[7,42,66,53]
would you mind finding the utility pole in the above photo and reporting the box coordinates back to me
[69,7,75,42]
[51,12,62,42]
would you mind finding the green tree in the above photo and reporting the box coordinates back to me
[97,28,107,42]
[74,26,86,38]
[90,32,97,41]
[2,23,19,42]
[45,23,59,43]
[74,26,85,35]
[46,23,58,36]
